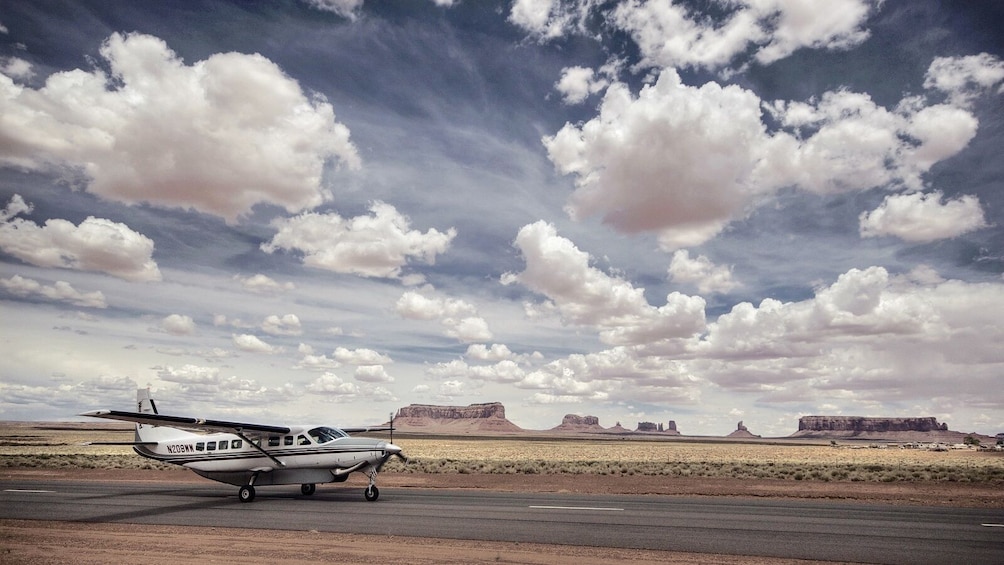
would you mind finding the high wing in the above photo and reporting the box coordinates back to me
[80,409,290,436]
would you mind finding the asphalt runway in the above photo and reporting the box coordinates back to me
[2,478,1002,564]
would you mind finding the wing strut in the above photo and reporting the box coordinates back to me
[235,429,285,468]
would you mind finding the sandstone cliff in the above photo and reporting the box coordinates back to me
[551,414,605,432]
[606,422,630,433]
[790,416,957,439]
[635,421,681,435]
[727,420,760,438]
[393,402,522,433]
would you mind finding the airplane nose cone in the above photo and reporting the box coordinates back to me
[383,442,406,461]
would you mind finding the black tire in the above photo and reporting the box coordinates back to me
[301,483,316,496]
[364,485,379,501]
[239,485,255,503]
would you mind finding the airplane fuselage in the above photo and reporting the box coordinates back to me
[132,424,399,486]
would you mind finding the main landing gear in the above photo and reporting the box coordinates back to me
[239,471,259,503]
[301,483,316,496]
[239,485,255,502]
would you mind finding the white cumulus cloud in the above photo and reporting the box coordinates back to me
[0,195,161,282]
[395,290,493,343]
[544,70,774,249]
[611,0,876,71]
[161,314,196,336]
[261,314,303,336]
[860,191,988,242]
[923,53,1004,107]
[692,267,1004,408]
[263,201,456,279]
[236,274,295,294]
[466,343,515,362]
[0,32,359,223]
[1,56,33,80]
[555,66,609,104]
[306,372,359,395]
[0,275,107,308]
[668,250,740,295]
[333,347,393,365]
[502,221,706,345]
[354,365,394,383]
[546,65,983,248]
[232,334,280,355]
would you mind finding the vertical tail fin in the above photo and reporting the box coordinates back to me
[134,388,183,443]
[137,387,158,414]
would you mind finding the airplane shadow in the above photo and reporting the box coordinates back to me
[72,485,377,524]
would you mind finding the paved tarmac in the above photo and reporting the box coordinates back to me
[2,478,1002,564]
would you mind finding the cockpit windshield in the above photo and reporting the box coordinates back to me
[307,426,347,444]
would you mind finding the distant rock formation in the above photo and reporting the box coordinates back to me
[636,421,657,432]
[727,420,760,439]
[606,421,629,433]
[551,414,605,432]
[798,416,946,433]
[394,402,522,433]
[791,416,952,439]
[635,421,681,435]
[565,414,600,426]
[397,403,506,420]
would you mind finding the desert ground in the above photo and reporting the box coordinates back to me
[2,423,1002,564]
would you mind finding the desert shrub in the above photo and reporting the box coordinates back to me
[7,428,1004,484]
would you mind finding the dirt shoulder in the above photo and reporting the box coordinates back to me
[0,519,840,565]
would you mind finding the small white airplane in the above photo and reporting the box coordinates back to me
[81,388,405,503]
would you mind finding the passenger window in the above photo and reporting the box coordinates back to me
[268,436,280,447]
[298,435,310,445]
[196,442,205,451]
[284,436,294,446]
[207,441,216,451]
[217,441,228,450]
[231,439,242,449]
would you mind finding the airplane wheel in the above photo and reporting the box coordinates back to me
[364,485,379,501]
[239,485,255,503]
[301,483,316,496]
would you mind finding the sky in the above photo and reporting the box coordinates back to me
[1,0,1002,437]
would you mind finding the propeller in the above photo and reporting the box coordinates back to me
[387,410,407,462]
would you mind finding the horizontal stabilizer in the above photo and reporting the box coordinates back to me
[79,441,159,446]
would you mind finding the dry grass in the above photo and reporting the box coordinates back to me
[3,423,1002,483]
[379,437,1004,483]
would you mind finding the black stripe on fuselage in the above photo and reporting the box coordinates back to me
[133,445,387,466]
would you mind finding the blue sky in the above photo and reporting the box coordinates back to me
[1,0,1002,436]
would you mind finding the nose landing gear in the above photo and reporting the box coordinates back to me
[364,467,380,501]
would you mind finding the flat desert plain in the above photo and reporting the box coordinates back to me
[2,423,1002,564]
